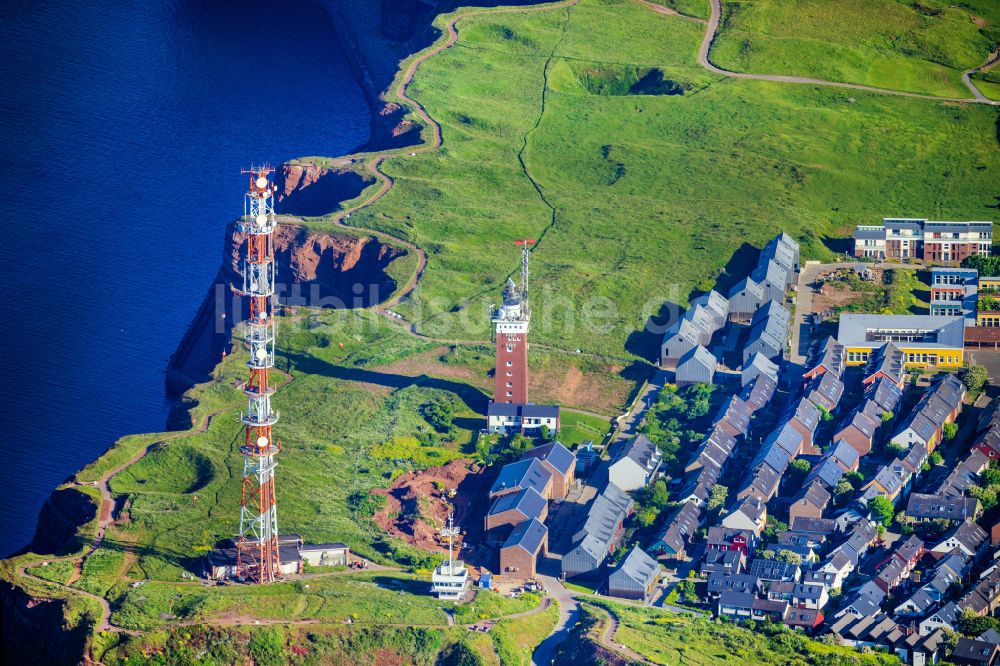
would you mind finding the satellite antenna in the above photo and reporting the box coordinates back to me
[440,509,460,571]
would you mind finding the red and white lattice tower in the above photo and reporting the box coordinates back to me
[492,240,534,404]
[235,166,281,583]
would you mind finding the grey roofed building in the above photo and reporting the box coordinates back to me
[896,588,936,617]
[951,638,1000,664]
[687,304,719,341]
[790,517,836,535]
[608,434,663,492]
[804,337,846,379]
[562,533,611,579]
[661,317,705,367]
[749,558,801,583]
[608,546,661,601]
[741,460,783,501]
[743,300,790,364]
[793,397,822,432]
[830,439,861,471]
[751,259,790,304]
[892,409,938,450]
[650,500,701,558]
[806,372,845,412]
[502,517,547,553]
[690,289,730,329]
[717,591,757,616]
[918,393,953,429]
[940,449,990,497]
[521,441,575,477]
[907,493,980,522]
[805,457,845,489]
[686,427,736,474]
[839,314,967,352]
[867,376,904,414]
[934,519,987,557]
[489,458,553,498]
[742,352,779,388]
[770,423,803,459]
[756,436,794,475]
[865,342,907,387]
[760,233,800,282]
[714,395,752,438]
[933,372,965,411]
[676,344,717,386]
[701,548,743,575]
[488,486,547,521]
[835,593,880,619]
[707,572,760,597]
[794,481,832,513]
[572,494,625,546]
[862,464,908,502]
[600,481,635,515]
[899,441,929,476]
[562,484,631,578]
[727,276,766,318]
[741,373,778,412]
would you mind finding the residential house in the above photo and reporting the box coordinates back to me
[707,572,760,599]
[862,342,907,388]
[930,520,988,561]
[805,457,846,490]
[561,484,631,578]
[700,548,744,576]
[830,439,862,472]
[608,434,662,492]
[706,526,756,558]
[485,487,548,536]
[761,233,800,283]
[816,550,855,589]
[499,518,547,578]
[520,441,576,499]
[722,496,768,537]
[738,461,783,503]
[748,558,801,584]
[919,601,960,636]
[790,517,837,536]
[648,500,701,561]
[862,463,911,505]
[783,607,824,633]
[789,482,832,524]
[751,259,790,305]
[787,398,822,453]
[907,493,981,524]
[717,591,756,620]
[806,372,845,414]
[743,352,779,388]
[792,583,829,610]
[690,289,730,329]
[743,300,790,364]
[676,344,717,386]
[489,458,554,500]
[608,546,661,601]
[835,411,880,457]
[803,337,846,381]
[714,395,752,439]
[868,376,905,416]
[741,373,778,413]
[727,277,765,320]
[895,589,936,617]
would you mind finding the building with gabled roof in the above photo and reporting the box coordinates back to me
[829,439,861,472]
[690,289,730,329]
[713,395,752,439]
[738,461,783,503]
[751,259,789,305]
[500,518,547,578]
[743,300,790,364]
[907,493,981,524]
[835,411,880,457]
[676,344,717,386]
[841,314,966,371]
[485,486,548,535]
[608,434,662,492]
[608,546,661,601]
[489,457,554,500]
[741,373,777,413]
[930,519,987,560]
[804,337,846,381]
[722,496,767,536]
[728,276,766,320]
[648,500,701,560]
[787,398,822,452]
[805,371,844,413]
[789,482,831,524]
[861,342,907,388]
[919,601,960,636]
[805,457,846,490]
[707,572,760,598]
[742,352,779,388]
[520,441,576,499]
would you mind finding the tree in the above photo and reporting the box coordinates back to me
[885,441,906,457]
[959,607,1000,636]
[421,395,458,434]
[981,464,1000,487]
[834,480,855,506]
[788,459,811,485]
[636,505,659,528]
[962,364,990,393]
[969,484,999,511]
[706,485,728,513]
[943,422,958,441]
[929,451,943,466]
[764,517,787,540]
[880,410,894,423]
[844,471,865,489]
[868,496,895,528]
[876,524,886,541]
[776,550,801,565]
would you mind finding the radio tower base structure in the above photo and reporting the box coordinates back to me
[484,240,560,437]
[235,166,282,584]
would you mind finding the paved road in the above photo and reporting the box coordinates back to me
[532,575,581,665]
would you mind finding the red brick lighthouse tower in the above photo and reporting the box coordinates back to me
[493,240,534,404]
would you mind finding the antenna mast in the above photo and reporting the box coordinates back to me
[235,165,282,584]
[515,239,535,320]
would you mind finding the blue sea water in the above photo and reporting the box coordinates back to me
[0,0,370,555]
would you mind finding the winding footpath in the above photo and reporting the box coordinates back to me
[689,0,1000,105]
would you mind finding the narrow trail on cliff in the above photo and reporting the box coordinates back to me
[637,0,1000,105]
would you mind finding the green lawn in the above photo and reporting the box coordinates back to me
[710,0,1000,98]
[558,410,612,447]
[332,0,1000,359]
[972,67,1000,100]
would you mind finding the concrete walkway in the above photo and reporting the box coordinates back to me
[532,575,581,665]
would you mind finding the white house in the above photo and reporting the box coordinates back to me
[608,434,662,491]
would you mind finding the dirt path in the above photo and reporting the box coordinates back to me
[653,0,1000,106]
[599,605,654,664]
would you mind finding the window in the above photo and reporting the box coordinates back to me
[506,391,513,397]
[506,361,513,367]
[506,382,512,388]
[505,344,514,352]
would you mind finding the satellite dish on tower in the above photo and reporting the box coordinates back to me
[256,214,267,226]
[255,348,267,361]
[257,435,269,448]
[256,176,269,189]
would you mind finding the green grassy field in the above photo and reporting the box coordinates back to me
[330,0,1000,359]
[710,0,1000,98]
[558,410,612,447]
[972,67,1000,100]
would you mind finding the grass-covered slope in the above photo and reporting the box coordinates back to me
[339,0,1000,358]
[710,0,1000,98]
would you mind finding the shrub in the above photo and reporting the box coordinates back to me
[962,364,989,393]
